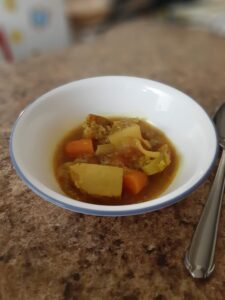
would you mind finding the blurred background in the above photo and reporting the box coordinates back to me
[0,0,225,63]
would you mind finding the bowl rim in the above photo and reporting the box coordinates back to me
[10,76,218,216]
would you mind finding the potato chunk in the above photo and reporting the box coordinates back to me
[109,124,142,145]
[69,163,123,197]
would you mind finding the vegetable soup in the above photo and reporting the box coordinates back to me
[54,115,179,205]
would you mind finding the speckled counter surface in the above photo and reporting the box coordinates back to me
[1,18,225,300]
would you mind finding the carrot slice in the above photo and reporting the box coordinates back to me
[123,170,148,195]
[65,139,94,158]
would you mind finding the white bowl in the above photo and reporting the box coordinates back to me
[10,76,218,216]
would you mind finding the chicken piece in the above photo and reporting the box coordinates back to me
[83,114,112,142]
[87,114,113,127]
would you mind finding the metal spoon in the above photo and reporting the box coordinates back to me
[185,103,225,278]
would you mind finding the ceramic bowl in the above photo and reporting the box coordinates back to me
[10,76,218,216]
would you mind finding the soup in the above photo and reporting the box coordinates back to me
[54,114,179,205]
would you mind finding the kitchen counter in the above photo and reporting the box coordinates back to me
[0,18,225,300]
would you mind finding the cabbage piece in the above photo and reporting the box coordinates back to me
[95,144,115,155]
[142,138,151,149]
[159,144,171,165]
[69,163,123,197]
[142,144,171,175]
[133,139,160,158]
[142,156,167,175]
[115,137,160,158]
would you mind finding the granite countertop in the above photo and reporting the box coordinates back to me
[1,18,225,300]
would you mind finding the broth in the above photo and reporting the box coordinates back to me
[54,116,179,205]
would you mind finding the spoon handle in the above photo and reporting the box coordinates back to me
[185,148,225,278]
